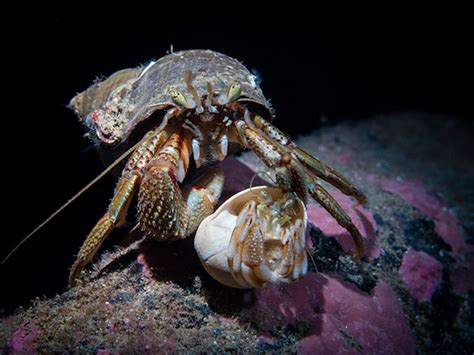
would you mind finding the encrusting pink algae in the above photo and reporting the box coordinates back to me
[1,114,472,353]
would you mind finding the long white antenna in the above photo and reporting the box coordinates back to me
[2,140,142,264]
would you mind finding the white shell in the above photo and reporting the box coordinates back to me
[194,186,307,288]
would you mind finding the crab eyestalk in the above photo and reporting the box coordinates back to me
[194,186,308,288]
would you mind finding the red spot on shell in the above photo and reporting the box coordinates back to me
[91,110,101,122]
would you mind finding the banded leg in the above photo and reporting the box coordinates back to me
[180,168,225,236]
[138,132,225,240]
[234,119,365,258]
[69,174,139,286]
[251,115,367,205]
[306,175,364,258]
[228,199,307,288]
[234,120,309,204]
[69,130,169,286]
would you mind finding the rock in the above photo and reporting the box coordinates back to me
[1,113,473,353]
[241,273,415,354]
[399,250,443,302]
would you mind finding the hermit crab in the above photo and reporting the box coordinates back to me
[41,49,367,287]
[195,186,308,288]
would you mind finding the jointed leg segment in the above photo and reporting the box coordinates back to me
[69,129,224,287]
[137,132,224,239]
[70,109,367,288]
[69,130,169,286]
[306,179,364,258]
[69,174,139,286]
[234,115,366,259]
[251,115,367,205]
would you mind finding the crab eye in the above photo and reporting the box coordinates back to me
[170,89,188,107]
[260,190,272,204]
[227,82,241,102]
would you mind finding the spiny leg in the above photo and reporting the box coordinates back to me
[69,175,139,286]
[69,130,168,287]
[180,168,225,236]
[138,132,225,240]
[293,146,367,205]
[306,174,364,258]
[234,119,364,258]
[250,115,367,205]
[248,115,366,251]
[234,120,309,204]
[138,167,224,239]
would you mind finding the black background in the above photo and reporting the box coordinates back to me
[1,11,472,314]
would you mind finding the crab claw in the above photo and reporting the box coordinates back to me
[194,186,308,288]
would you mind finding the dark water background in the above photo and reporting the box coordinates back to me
[1,11,472,315]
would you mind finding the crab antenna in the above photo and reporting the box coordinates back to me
[306,245,318,272]
[1,137,145,264]
[184,70,202,108]
[249,171,276,190]
[206,82,219,106]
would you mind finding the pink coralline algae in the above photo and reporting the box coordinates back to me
[8,321,40,354]
[241,273,415,355]
[307,191,380,260]
[365,175,474,294]
[399,250,443,301]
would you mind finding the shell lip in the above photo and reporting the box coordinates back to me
[194,185,308,289]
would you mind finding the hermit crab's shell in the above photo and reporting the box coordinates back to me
[194,186,307,289]
[69,50,273,145]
